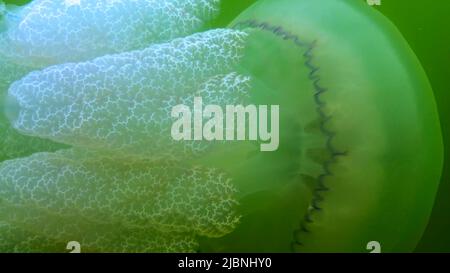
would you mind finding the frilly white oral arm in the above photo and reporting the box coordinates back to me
[0,220,200,252]
[7,29,251,160]
[0,148,239,252]
[0,0,221,67]
[0,0,223,162]
[0,59,68,162]
[1,0,246,253]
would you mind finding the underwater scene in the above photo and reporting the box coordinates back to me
[0,0,449,254]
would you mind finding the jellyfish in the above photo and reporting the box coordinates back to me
[0,0,444,252]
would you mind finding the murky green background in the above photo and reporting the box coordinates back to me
[2,0,449,252]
